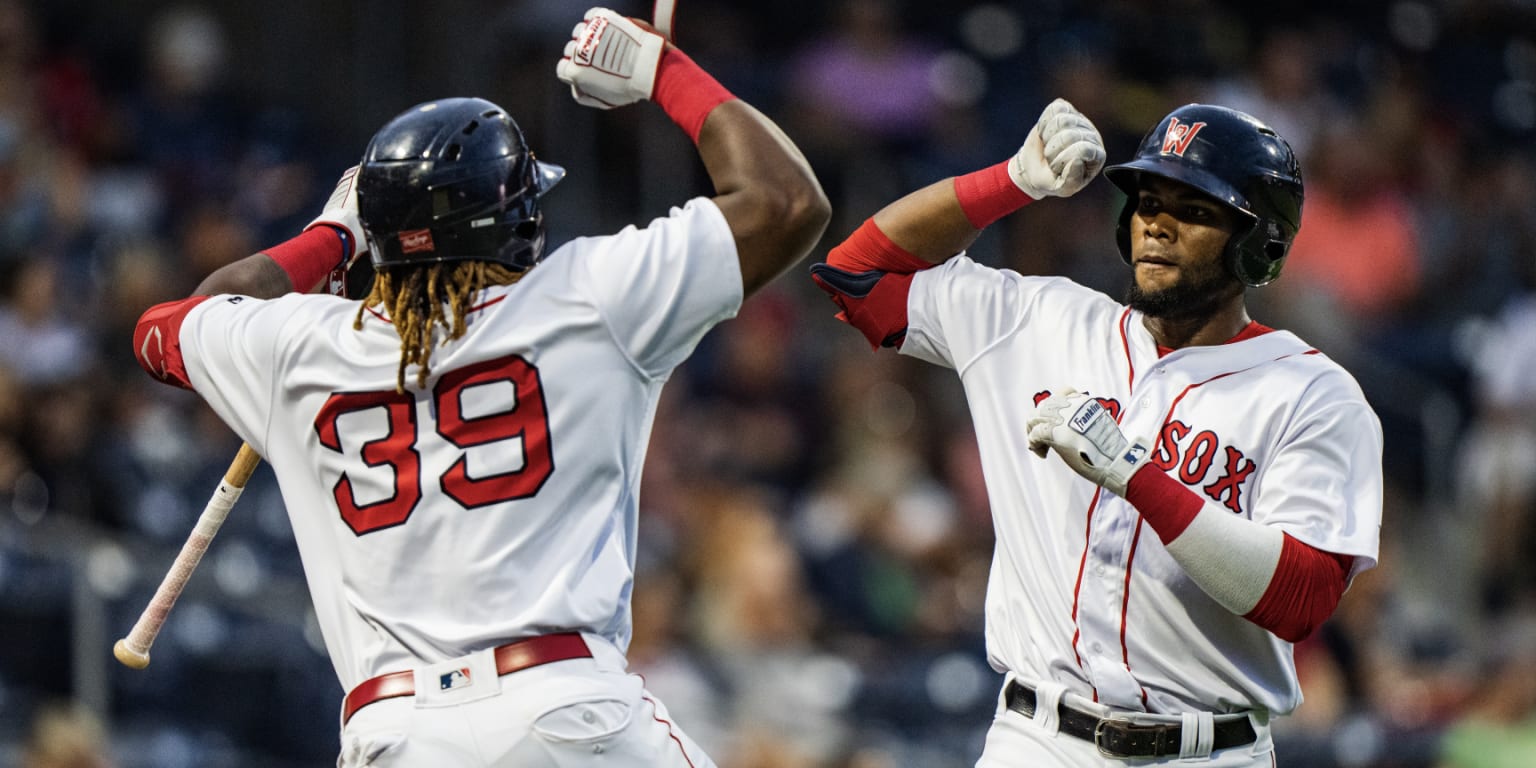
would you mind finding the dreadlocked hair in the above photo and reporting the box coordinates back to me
[354,260,526,393]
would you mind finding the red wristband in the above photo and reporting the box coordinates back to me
[1123,466,1204,544]
[953,161,1034,229]
[653,47,735,143]
[264,226,346,293]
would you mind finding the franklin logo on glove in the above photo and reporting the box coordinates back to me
[1070,400,1102,433]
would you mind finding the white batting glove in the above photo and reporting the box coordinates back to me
[305,165,369,295]
[556,8,665,110]
[1008,99,1106,200]
[1026,389,1150,498]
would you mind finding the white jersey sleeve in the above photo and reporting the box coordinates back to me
[579,197,741,376]
[178,293,321,455]
[902,255,1121,372]
[1251,378,1384,578]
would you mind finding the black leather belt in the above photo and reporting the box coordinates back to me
[1005,680,1256,758]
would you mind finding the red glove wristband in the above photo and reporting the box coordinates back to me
[652,47,735,143]
[953,161,1035,229]
[264,226,346,294]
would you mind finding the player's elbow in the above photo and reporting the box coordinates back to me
[731,173,830,295]
[771,173,832,260]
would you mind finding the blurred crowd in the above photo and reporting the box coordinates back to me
[1,0,1534,766]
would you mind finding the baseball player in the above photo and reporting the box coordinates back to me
[131,8,828,767]
[810,100,1382,766]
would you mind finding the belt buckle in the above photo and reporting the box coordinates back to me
[1095,719,1175,759]
[1093,719,1120,758]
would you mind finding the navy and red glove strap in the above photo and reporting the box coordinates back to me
[810,265,914,349]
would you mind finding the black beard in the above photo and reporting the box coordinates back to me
[1125,263,1241,319]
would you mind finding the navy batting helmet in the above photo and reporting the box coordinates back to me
[1103,104,1303,287]
[356,97,564,271]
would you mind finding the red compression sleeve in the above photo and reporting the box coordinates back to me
[1244,536,1353,643]
[953,160,1034,229]
[1127,467,1354,642]
[653,47,735,143]
[263,226,347,294]
[827,218,933,274]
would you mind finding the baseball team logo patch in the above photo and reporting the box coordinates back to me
[399,229,435,254]
[1161,117,1206,157]
[439,667,472,691]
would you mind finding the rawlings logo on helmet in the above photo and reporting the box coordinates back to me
[1160,117,1206,157]
[399,229,435,254]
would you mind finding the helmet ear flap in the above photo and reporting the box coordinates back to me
[1224,215,1288,287]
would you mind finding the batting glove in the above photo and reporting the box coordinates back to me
[1026,389,1150,498]
[1008,99,1106,200]
[305,165,368,295]
[556,8,665,110]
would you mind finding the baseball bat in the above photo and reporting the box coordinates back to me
[113,442,263,669]
[652,0,675,41]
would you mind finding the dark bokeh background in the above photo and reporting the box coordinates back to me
[3,1,1535,766]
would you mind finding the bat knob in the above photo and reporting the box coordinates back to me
[114,639,150,669]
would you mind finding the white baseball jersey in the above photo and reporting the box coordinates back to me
[900,256,1382,716]
[156,198,739,693]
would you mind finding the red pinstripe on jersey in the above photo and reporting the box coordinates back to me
[1068,485,1105,700]
[642,694,697,768]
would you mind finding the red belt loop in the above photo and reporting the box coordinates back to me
[342,633,593,725]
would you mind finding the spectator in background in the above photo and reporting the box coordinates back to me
[1438,615,1536,768]
[784,0,945,229]
[124,6,240,213]
[786,0,942,150]
[1203,24,1338,161]
[20,701,116,768]
[1457,259,1536,612]
[1271,117,1422,348]
[0,256,93,385]
[687,487,855,768]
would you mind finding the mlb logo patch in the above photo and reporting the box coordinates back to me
[439,667,472,691]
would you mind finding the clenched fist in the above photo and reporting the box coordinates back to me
[556,8,666,109]
[305,165,369,295]
[1026,389,1150,497]
[1008,99,1106,200]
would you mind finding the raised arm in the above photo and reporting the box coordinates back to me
[193,167,367,299]
[866,98,1104,262]
[808,99,1104,349]
[694,100,829,295]
[557,7,829,298]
